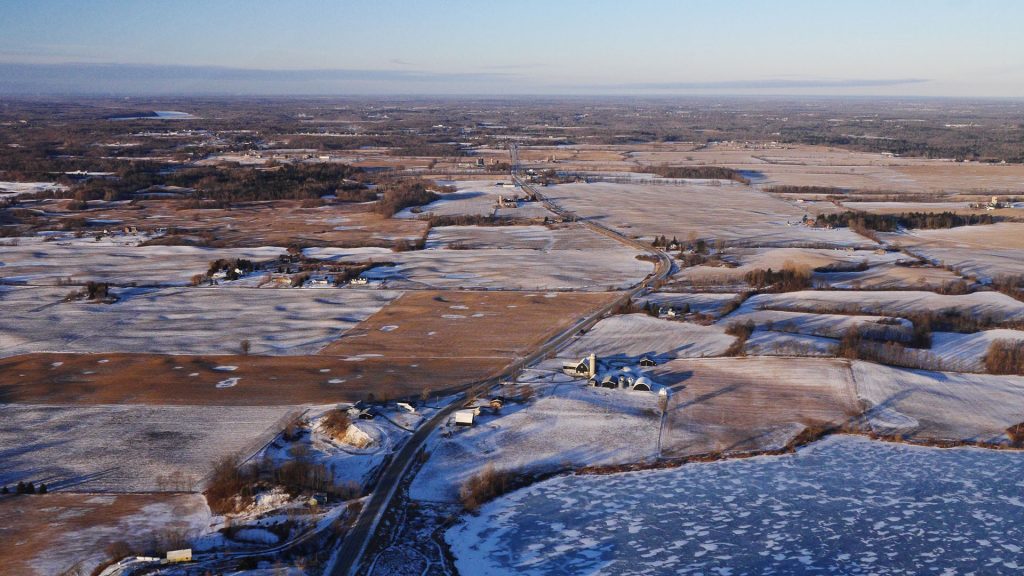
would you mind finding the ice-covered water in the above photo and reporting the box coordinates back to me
[447,435,1024,575]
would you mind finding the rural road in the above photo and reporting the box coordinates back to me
[328,161,673,576]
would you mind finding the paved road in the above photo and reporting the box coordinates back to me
[328,171,673,576]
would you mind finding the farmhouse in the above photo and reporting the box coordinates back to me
[563,353,597,378]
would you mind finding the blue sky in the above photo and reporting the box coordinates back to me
[1,0,1022,96]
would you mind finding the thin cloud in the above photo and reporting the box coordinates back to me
[604,78,930,91]
[0,62,516,95]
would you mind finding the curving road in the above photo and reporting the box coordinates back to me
[328,162,673,576]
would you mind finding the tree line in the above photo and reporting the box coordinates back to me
[815,211,998,232]
[647,165,751,184]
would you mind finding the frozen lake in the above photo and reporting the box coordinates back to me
[447,435,1024,575]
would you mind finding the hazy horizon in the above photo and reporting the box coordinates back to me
[2,0,1022,97]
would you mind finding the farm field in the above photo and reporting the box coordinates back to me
[424,223,625,251]
[0,237,285,285]
[0,403,301,491]
[410,377,662,503]
[304,245,651,290]
[744,330,838,357]
[668,247,968,290]
[929,329,1024,372]
[653,357,860,456]
[0,286,401,357]
[446,435,1024,576]
[321,290,615,360]
[560,313,735,361]
[0,352,504,404]
[853,361,1024,442]
[741,289,1024,321]
[718,309,911,340]
[0,290,614,404]
[0,493,210,576]
[543,181,875,247]
[44,199,429,248]
[883,223,1024,280]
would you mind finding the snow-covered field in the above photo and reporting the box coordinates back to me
[672,247,963,290]
[305,246,652,291]
[0,237,285,285]
[543,181,875,247]
[410,379,662,502]
[561,313,735,361]
[719,308,912,340]
[447,435,1024,576]
[0,286,401,357]
[884,223,1024,280]
[853,361,1024,442]
[743,290,1024,322]
[0,404,301,491]
[815,261,966,290]
[929,329,1024,372]
[654,357,859,456]
[395,180,556,220]
[424,224,624,251]
[0,181,66,199]
[841,200,975,213]
[0,493,210,576]
[910,247,1024,282]
[744,330,838,357]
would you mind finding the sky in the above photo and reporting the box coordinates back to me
[1,0,1022,97]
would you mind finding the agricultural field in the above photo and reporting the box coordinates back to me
[654,357,860,456]
[424,223,625,251]
[929,329,1024,372]
[718,309,912,340]
[853,361,1024,442]
[669,246,966,291]
[304,245,651,291]
[410,376,662,503]
[741,290,1024,321]
[0,286,401,357]
[0,237,286,285]
[560,313,735,360]
[543,181,875,247]
[321,290,615,361]
[0,493,210,576]
[40,198,430,248]
[0,180,66,199]
[0,403,301,491]
[883,223,1024,280]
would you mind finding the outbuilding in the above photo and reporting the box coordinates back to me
[454,409,476,427]
[166,549,192,563]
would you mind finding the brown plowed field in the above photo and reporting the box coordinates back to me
[0,291,614,405]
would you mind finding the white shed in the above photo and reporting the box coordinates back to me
[454,409,476,426]
[166,549,192,563]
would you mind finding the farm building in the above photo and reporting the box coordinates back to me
[564,353,664,393]
[454,409,477,427]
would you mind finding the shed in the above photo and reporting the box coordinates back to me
[166,549,192,563]
[454,409,476,427]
